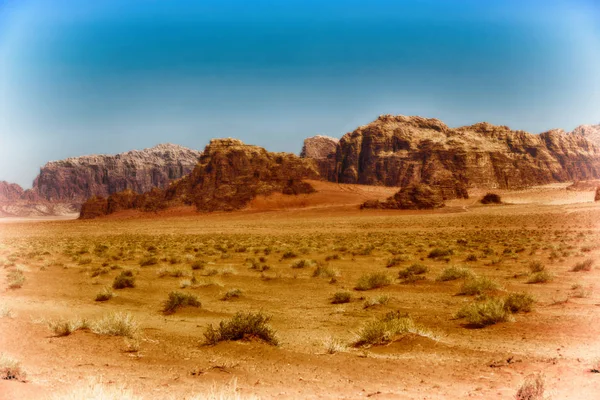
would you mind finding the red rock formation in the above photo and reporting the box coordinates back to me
[34,143,201,203]
[0,181,24,202]
[300,135,339,179]
[361,183,445,210]
[322,115,600,196]
[80,139,320,218]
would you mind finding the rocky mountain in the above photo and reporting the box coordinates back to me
[300,135,338,179]
[34,143,202,203]
[0,181,24,202]
[571,124,600,147]
[304,115,600,198]
[80,139,320,218]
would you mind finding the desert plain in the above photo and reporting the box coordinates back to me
[1,181,600,399]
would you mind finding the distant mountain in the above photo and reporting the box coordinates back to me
[33,143,202,203]
[571,124,600,147]
[302,115,600,199]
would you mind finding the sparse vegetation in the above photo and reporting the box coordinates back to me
[515,374,546,400]
[527,271,553,284]
[203,312,278,346]
[0,353,26,381]
[162,291,201,314]
[92,312,139,338]
[455,297,511,327]
[355,272,391,291]
[503,292,535,313]
[291,259,315,268]
[112,270,135,289]
[572,258,593,272]
[331,291,352,304]
[398,263,428,279]
[95,286,114,302]
[436,266,475,282]
[353,311,432,347]
[221,288,243,301]
[458,276,500,295]
[427,248,454,259]
[7,270,25,289]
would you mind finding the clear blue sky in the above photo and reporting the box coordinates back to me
[1,0,599,188]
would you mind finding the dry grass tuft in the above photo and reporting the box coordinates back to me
[204,312,278,346]
[515,374,546,400]
[0,353,27,381]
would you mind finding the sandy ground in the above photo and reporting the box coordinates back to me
[1,182,600,399]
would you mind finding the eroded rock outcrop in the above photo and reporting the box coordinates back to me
[34,143,202,203]
[0,181,24,202]
[572,124,600,147]
[300,135,339,179]
[319,115,600,195]
[80,139,320,218]
[361,183,445,210]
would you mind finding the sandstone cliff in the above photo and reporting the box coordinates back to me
[0,181,24,202]
[572,124,600,147]
[300,135,338,179]
[361,183,445,210]
[80,139,320,218]
[315,115,600,196]
[34,143,202,203]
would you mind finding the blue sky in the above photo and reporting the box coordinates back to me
[1,0,599,188]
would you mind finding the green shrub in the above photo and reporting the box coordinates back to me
[528,261,545,273]
[503,292,535,313]
[458,277,500,295]
[112,270,135,289]
[291,259,315,269]
[95,287,114,302]
[455,298,511,327]
[139,256,158,267]
[162,291,201,314]
[436,266,474,282]
[428,248,454,259]
[398,263,428,279]
[221,289,242,301]
[527,271,552,284]
[572,258,594,272]
[353,311,431,347]
[355,273,391,291]
[203,312,278,346]
[331,291,352,304]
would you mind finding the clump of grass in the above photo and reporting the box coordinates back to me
[572,258,594,272]
[455,298,511,327]
[386,256,406,268]
[436,266,475,282]
[465,254,478,262]
[398,263,428,279]
[458,276,500,295]
[92,312,139,338]
[503,292,535,313]
[325,254,340,261]
[0,304,13,318]
[95,287,114,302]
[427,248,454,259]
[89,267,110,277]
[353,311,432,347]
[162,291,201,315]
[363,295,391,309]
[331,291,352,304]
[312,265,339,279]
[515,374,545,400]
[48,318,89,337]
[191,260,205,270]
[139,256,158,267]
[7,270,25,289]
[221,288,242,301]
[527,271,553,284]
[203,312,278,346]
[528,261,545,273]
[281,250,298,260]
[77,257,92,265]
[324,337,346,354]
[0,353,26,381]
[291,259,316,269]
[355,272,391,291]
[112,270,135,289]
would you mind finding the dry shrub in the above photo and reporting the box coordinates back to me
[162,291,201,314]
[355,272,391,291]
[436,266,474,281]
[0,353,26,381]
[572,258,593,272]
[204,312,278,346]
[515,374,545,400]
[353,311,432,347]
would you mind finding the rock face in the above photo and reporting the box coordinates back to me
[572,124,600,147]
[80,139,320,218]
[0,181,24,202]
[317,115,600,196]
[361,183,445,210]
[300,135,339,179]
[34,143,202,203]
